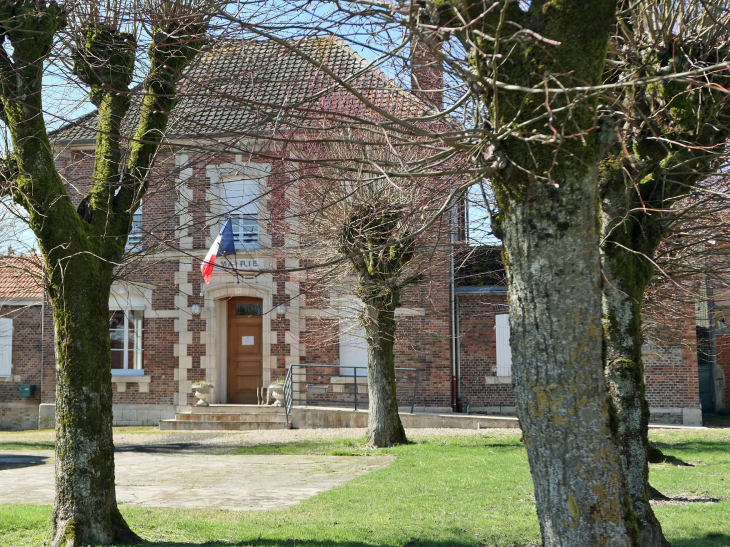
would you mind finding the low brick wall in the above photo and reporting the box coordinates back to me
[0,400,39,431]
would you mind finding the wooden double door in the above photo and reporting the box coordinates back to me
[227,297,263,404]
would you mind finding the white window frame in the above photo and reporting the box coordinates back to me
[110,308,144,376]
[0,318,13,377]
[495,313,512,377]
[229,211,259,249]
[220,175,260,250]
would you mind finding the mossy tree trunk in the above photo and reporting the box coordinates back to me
[597,30,730,544]
[0,3,206,544]
[362,294,407,447]
[430,1,640,543]
[498,166,637,546]
[600,167,669,547]
[49,262,131,546]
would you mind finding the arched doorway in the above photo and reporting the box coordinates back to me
[227,297,263,404]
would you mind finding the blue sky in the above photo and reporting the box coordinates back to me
[2,2,491,251]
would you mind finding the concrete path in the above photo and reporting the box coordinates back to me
[0,451,393,511]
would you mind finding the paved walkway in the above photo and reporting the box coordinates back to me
[0,450,393,510]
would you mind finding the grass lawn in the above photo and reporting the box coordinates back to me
[1,428,729,546]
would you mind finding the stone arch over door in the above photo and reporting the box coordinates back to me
[203,282,273,403]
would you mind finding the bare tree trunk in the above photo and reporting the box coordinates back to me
[601,179,669,547]
[48,259,139,547]
[500,167,638,547]
[363,300,407,447]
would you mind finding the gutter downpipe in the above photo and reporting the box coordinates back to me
[449,208,459,412]
[39,263,45,408]
[708,279,719,412]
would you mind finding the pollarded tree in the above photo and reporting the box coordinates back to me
[270,0,636,540]
[413,2,639,544]
[600,4,730,545]
[0,0,211,544]
[296,134,459,447]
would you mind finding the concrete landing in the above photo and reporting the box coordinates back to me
[160,405,520,431]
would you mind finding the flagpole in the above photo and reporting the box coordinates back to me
[225,215,240,284]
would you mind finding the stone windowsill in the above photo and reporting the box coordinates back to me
[328,376,368,385]
[112,373,151,393]
[484,375,512,385]
[0,375,21,383]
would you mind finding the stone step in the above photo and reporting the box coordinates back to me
[178,404,286,414]
[174,412,286,423]
[159,419,288,431]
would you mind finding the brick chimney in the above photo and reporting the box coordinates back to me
[410,34,443,109]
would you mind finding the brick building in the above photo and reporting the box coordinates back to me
[0,38,705,429]
[0,255,54,430]
[454,246,703,426]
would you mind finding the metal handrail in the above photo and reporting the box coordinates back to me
[283,365,294,428]
[283,364,419,414]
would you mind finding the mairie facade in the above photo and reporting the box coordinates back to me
[0,38,709,430]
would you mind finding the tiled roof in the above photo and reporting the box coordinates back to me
[0,254,43,300]
[52,37,422,144]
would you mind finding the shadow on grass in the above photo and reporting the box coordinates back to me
[671,533,730,547]
[114,441,366,456]
[115,443,208,454]
[652,440,730,456]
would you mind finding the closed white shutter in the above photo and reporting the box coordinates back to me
[495,314,512,377]
[0,318,13,377]
[339,297,368,377]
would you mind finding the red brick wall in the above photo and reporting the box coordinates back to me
[457,292,700,415]
[643,301,700,410]
[716,333,730,407]
[457,292,514,409]
[0,304,44,430]
[395,254,453,409]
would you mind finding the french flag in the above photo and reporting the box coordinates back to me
[201,219,236,285]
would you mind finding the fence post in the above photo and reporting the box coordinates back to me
[354,373,358,411]
[412,370,418,413]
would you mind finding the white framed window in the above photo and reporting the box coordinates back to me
[110,309,143,374]
[495,313,512,377]
[230,213,258,248]
[220,176,259,249]
[0,318,12,377]
[126,204,143,250]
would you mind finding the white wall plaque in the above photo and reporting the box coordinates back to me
[242,336,254,345]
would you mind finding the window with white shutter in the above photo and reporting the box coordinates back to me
[339,297,367,377]
[495,313,512,377]
[0,318,13,377]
